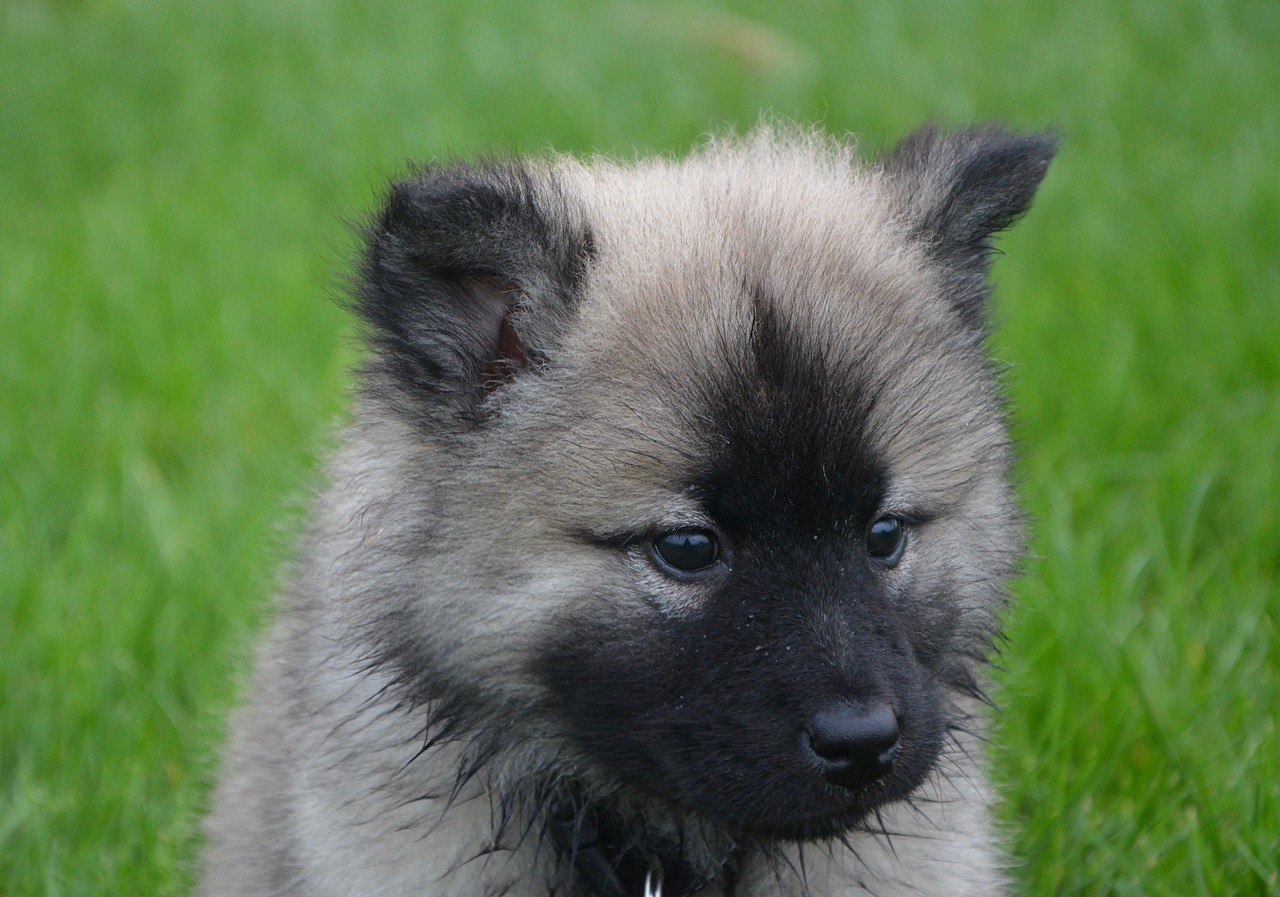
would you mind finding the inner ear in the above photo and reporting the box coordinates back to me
[471,277,529,393]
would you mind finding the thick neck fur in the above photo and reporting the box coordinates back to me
[253,616,1006,897]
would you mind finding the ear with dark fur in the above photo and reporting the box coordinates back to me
[355,161,593,421]
[883,125,1057,327]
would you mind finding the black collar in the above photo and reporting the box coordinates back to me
[548,800,734,897]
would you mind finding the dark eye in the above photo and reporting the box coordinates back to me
[867,517,907,564]
[652,530,721,574]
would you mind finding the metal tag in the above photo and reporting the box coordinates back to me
[644,862,663,897]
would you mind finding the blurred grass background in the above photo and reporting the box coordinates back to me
[1,0,1276,893]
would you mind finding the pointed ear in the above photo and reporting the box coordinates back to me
[883,125,1057,327]
[355,162,593,421]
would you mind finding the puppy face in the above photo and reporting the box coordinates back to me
[352,126,1054,843]
[537,323,994,836]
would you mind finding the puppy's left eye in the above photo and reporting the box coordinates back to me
[652,530,721,574]
[867,517,907,565]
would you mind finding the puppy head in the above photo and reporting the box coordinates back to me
[350,126,1055,841]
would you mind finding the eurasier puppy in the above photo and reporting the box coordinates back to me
[204,124,1055,897]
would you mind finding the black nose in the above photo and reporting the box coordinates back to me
[806,702,900,791]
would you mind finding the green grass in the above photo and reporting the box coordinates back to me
[2,0,1276,893]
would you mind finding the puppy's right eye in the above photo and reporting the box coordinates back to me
[652,530,720,574]
[866,516,907,565]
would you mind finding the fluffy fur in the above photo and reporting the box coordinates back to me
[203,124,1055,897]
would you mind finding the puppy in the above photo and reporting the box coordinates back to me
[203,124,1055,897]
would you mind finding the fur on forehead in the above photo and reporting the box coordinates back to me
[561,127,931,330]
[548,130,1007,480]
